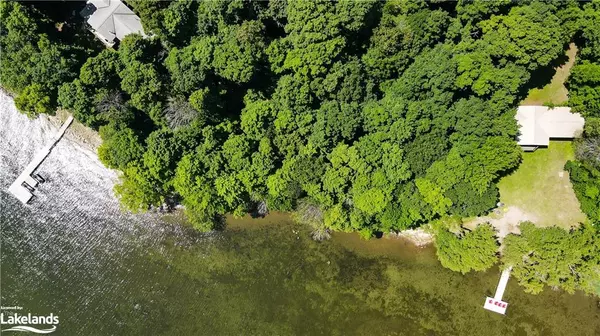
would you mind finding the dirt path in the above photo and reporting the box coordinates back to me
[464,206,538,240]
[521,43,577,105]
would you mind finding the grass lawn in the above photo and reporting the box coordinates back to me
[497,141,587,229]
[521,43,577,106]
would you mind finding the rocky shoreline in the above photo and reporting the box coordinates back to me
[389,227,434,247]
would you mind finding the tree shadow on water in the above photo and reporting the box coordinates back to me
[213,214,227,231]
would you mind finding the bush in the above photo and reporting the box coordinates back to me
[14,83,52,118]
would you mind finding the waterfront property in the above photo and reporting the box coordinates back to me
[80,0,145,47]
[7,117,73,204]
[498,141,586,228]
[3,90,600,335]
[516,106,584,152]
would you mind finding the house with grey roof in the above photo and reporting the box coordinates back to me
[81,0,145,47]
[516,106,585,151]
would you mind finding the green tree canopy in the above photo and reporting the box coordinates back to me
[165,36,215,94]
[433,219,499,274]
[503,222,600,295]
[0,2,87,115]
[14,83,52,118]
[212,20,265,83]
[567,61,600,116]
[98,122,144,170]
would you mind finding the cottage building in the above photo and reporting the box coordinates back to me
[516,106,585,151]
[80,0,145,47]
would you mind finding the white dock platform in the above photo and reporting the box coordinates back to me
[7,116,73,204]
[483,266,512,315]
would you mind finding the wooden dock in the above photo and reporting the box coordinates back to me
[483,266,512,315]
[7,116,74,204]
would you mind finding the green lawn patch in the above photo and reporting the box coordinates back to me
[497,141,587,228]
[521,43,577,106]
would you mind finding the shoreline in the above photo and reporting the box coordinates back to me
[173,208,436,247]
[2,90,434,248]
[225,211,435,247]
[389,227,434,247]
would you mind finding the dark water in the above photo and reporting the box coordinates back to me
[1,92,599,336]
[2,209,600,336]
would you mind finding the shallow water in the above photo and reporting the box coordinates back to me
[1,92,599,335]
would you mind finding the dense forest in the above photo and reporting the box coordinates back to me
[2,0,600,293]
[0,0,594,235]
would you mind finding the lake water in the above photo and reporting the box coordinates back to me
[1,92,599,335]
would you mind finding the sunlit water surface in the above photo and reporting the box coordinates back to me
[1,92,599,335]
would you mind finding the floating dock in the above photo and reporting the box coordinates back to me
[483,266,512,315]
[7,116,73,204]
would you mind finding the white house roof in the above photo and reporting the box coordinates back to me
[86,0,145,44]
[516,106,584,147]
